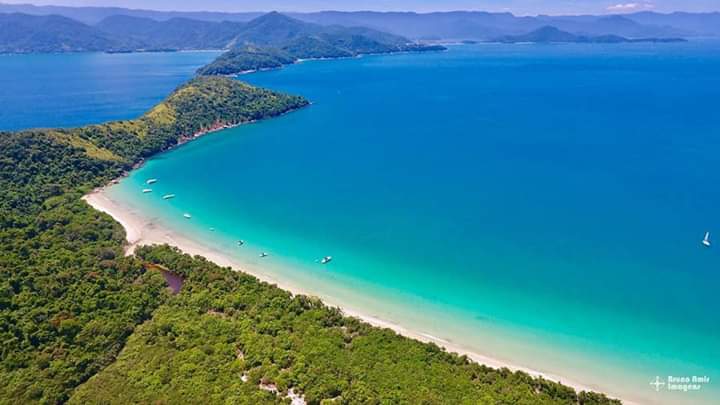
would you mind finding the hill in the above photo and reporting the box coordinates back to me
[0,2,261,24]
[0,13,130,53]
[296,11,708,39]
[494,25,687,43]
[95,15,245,50]
[0,76,308,403]
[0,11,443,55]
[3,3,717,41]
[196,45,296,76]
[193,12,445,76]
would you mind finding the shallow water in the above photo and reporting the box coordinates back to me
[111,42,720,404]
[3,44,718,404]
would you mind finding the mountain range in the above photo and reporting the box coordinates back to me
[495,26,687,44]
[0,11,437,54]
[1,3,719,39]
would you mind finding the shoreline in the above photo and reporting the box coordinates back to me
[83,187,630,404]
[109,103,308,184]
[225,46,447,77]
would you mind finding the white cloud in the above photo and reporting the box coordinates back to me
[607,2,656,12]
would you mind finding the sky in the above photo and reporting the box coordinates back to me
[1,0,718,15]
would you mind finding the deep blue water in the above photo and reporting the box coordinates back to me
[2,44,719,404]
[0,51,220,131]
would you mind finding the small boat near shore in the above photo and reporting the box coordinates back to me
[237,240,245,246]
[146,179,158,185]
[184,213,192,219]
[320,256,333,265]
[162,194,176,200]
[260,252,269,258]
[142,188,152,193]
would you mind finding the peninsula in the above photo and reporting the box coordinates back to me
[0,73,619,404]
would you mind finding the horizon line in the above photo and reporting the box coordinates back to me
[1,2,719,18]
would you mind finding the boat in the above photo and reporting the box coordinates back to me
[162,194,176,200]
[259,252,269,258]
[184,213,191,219]
[146,179,158,185]
[142,189,152,193]
[237,240,245,246]
[702,232,711,247]
[320,256,333,265]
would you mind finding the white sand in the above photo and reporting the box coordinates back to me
[83,188,630,404]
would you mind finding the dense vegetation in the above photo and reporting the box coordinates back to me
[66,76,307,164]
[197,39,445,76]
[1,73,618,404]
[196,13,446,76]
[69,246,619,405]
[0,77,306,403]
[0,133,168,403]
[197,45,297,76]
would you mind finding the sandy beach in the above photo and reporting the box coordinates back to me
[83,188,628,404]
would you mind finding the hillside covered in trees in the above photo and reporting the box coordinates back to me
[195,12,445,76]
[0,76,307,403]
[0,11,443,55]
[0,75,619,404]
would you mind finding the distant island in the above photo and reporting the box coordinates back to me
[494,26,687,44]
[196,13,445,76]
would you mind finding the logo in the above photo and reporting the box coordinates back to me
[650,376,665,392]
[650,375,711,393]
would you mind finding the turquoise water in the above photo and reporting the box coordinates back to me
[2,44,717,404]
[110,42,720,404]
[0,51,220,131]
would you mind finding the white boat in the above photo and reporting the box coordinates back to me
[162,194,176,200]
[320,256,333,265]
[237,240,245,246]
[259,252,269,258]
[142,189,152,193]
[146,179,158,185]
[184,213,192,219]
[702,232,711,247]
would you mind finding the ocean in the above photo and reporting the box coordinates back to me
[4,43,719,404]
[0,51,220,131]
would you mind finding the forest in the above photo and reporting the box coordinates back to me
[0,76,619,404]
